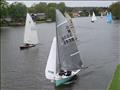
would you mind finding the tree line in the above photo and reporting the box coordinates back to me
[0,0,120,26]
[0,0,66,26]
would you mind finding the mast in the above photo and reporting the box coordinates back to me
[56,10,61,72]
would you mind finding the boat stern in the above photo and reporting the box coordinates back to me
[55,76,73,87]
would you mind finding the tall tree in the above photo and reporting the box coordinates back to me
[28,5,36,13]
[48,3,56,8]
[0,0,9,25]
[57,2,66,14]
[9,2,27,22]
[0,0,8,18]
[48,7,55,21]
[109,2,120,19]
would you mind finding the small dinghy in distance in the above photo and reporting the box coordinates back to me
[45,9,84,87]
[100,12,103,18]
[20,13,39,50]
[20,44,35,49]
[88,12,91,17]
[106,12,112,23]
[91,12,97,23]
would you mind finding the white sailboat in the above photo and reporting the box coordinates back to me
[20,13,39,49]
[100,12,103,18]
[91,12,97,22]
[88,12,91,17]
[106,12,112,23]
[45,9,84,87]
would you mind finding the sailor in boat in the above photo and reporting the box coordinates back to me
[59,70,72,76]
[25,43,35,47]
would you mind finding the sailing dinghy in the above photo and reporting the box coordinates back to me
[91,12,97,22]
[45,9,84,87]
[20,13,39,49]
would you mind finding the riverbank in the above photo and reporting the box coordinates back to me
[108,64,120,90]
[0,20,54,27]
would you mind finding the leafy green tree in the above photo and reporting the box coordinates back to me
[48,3,56,8]
[48,7,55,21]
[0,0,8,18]
[28,5,36,13]
[57,2,66,14]
[109,2,120,19]
[0,0,9,25]
[9,2,27,22]
[34,2,48,13]
[47,3,56,21]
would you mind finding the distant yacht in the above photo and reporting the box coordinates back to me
[91,12,97,23]
[106,12,112,23]
[20,13,39,50]
[100,12,103,18]
[88,12,91,17]
[45,9,85,87]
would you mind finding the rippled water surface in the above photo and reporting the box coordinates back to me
[1,17,120,90]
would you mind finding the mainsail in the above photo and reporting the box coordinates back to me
[56,9,83,71]
[24,13,39,44]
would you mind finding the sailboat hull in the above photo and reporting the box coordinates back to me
[20,44,35,50]
[55,69,80,87]
[55,75,75,86]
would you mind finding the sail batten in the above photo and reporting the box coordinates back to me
[70,51,80,56]
[57,20,67,27]
[64,36,75,41]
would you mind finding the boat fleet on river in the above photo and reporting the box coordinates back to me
[19,9,112,87]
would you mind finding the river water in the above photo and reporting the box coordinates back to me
[1,17,120,90]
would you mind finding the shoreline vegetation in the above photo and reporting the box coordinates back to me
[108,64,120,90]
[0,0,120,27]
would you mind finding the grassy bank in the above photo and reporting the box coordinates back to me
[108,64,120,90]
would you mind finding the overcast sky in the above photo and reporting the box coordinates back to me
[7,1,118,7]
